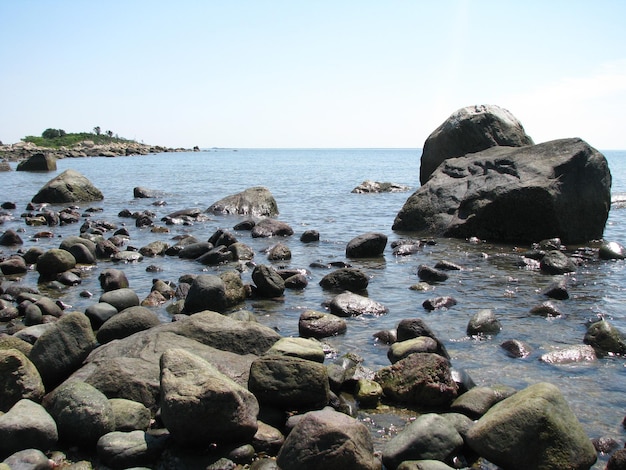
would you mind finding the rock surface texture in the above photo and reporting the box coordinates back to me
[394,138,611,243]
[419,104,534,184]
[31,169,103,203]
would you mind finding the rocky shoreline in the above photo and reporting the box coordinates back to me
[0,140,198,162]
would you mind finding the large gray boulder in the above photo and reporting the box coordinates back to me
[66,311,279,411]
[31,169,103,203]
[419,104,534,184]
[29,311,97,389]
[45,380,115,447]
[207,186,279,217]
[0,399,58,458]
[0,350,44,412]
[394,138,611,244]
[465,382,597,470]
[160,348,259,446]
[183,272,245,313]
[277,408,381,470]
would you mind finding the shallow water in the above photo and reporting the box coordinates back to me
[2,148,626,467]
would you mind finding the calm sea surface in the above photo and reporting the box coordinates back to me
[2,148,626,466]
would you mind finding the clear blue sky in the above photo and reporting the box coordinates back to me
[2,1,625,149]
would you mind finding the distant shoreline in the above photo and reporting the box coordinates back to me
[0,140,199,162]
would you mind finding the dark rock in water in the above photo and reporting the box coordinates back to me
[96,306,160,344]
[0,229,23,246]
[16,152,57,172]
[85,302,119,329]
[392,240,422,256]
[251,218,294,238]
[500,339,532,358]
[584,319,626,356]
[184,274,234,313]
[328,291,388,317]
[434,260,463,271]
[267,242,291,261]
[207,186,279,217]
[388,336,439,363]
[196,245,235,265]
[298,310,347,339]
[300,229,320,243]
[395,138,611,244]
[373,329,397,344]
[419,104,534,185]
[98,268,130,292]
[283,273,308,289]
[396,318,449,358]
[319,267,369,292]
[606,449,626,470]
[346,232,387,258]
[417,265,449,283]
[422,296,457,311]
[36,248,76,277]
[530,301,562,317]
[540,251,576,274]
[599,240,626,260]
[233,219,256,231]
[99,288,140,312]
[351,180,410,193]
[32,169,103,203]
[467,309,502,336]
[209,228,238,247]
[160,207,205,224]
[252,264,285,298]
[178,241,213,259]
[375,353,458,407]
[133,186,161,198]
[0,256,27,275]
[541,279,569,299]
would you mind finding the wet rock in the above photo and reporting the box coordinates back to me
[466,382,597,470]
[277,408,380,470]
[133,186,161,198]
[355,378,383,408]
[160,348,259,446]
[99,288,140,312]
[346,232,387,258]
[0,256,27,275]
[375,353,458,408]
[352,180,410,193]
[539,345,597,364]
[599,240,626,260]
[418,104,533,185]
[300,230,320,243]
[417,265,449,283]
[35,249,76,277]
[606,449,626,470]
[96,306,160,344]
[0,350,44,412]
[329,291,388,317]
[233,219,256,230]
[373,329,397,344]
[298,310,347,338]
[392,240,422,256]
[196,245,235,265]
[530,301,563,317]
[209,228,238,247]
[583,319,626,356]
[32,169,103,203]
[251,218,294,238]
[178,241,213,259]
[0,229,23,246]
[139,240,169,257]
[466,309,501,336]
[207,186,279,217]
[97,430,168,469]
[383,413,464,469]
[434,260,463,271]
[68,243,96,264]
[228,241,255,261]
[0,336,33,356]
[248,356,330,411]
[252,264,285,298]
[422,296,457,311]
[59,235,97,259]
[252,421,285,455]
[45,380,115,447]
[500,339,532,358]
[267,242,291,261]
[319,267,369,292]
[283,272,308,289]
[388,337,439,363]
[16,153,57,172]
[2,449,54,470]
[29,311,97,389]
[539,251,576,274]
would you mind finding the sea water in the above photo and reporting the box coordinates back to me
[2,148,626,467]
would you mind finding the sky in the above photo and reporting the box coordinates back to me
[1,1,626,150]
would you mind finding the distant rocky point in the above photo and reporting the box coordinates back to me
[0,140,199,162]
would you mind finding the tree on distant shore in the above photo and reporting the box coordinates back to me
[42,128,66,139]
[106,130,113,137]
[93,126,101,135]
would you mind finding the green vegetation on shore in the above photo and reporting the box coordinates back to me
[22,127,135,149]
